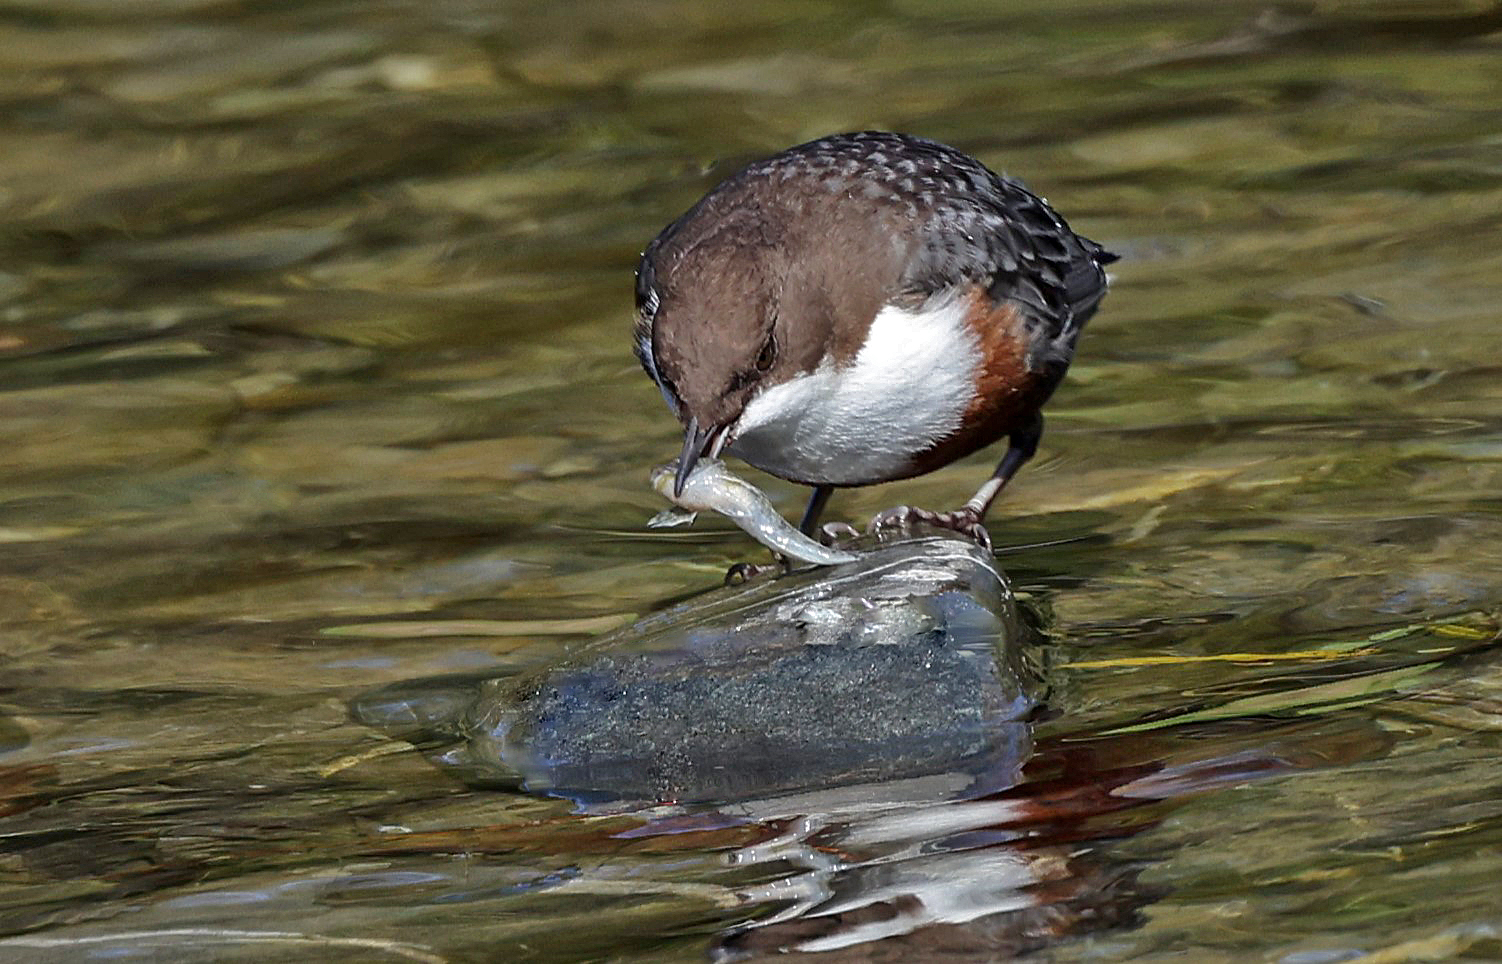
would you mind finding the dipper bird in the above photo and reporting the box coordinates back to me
[634,131,1114,549]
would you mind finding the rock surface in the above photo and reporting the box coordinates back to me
[359,530,1042,809]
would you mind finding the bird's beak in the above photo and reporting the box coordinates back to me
[673,417,725,498]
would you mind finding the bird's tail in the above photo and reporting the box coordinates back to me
[1061,237,1115,340]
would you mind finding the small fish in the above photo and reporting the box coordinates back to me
[650,458,859,567]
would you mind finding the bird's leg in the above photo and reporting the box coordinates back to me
[963,413,1044,521]
[797,485,834,535]
[869,413,1044,552]
[798,483,860,547]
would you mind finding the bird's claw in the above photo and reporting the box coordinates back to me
[724,557,791,586]
[818,522,861,548]
[868,505,993,552]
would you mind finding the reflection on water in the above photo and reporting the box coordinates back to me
[708,712,1392,961]
[4,0,1502,960]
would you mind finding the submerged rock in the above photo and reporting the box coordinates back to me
[357,529,1041,809]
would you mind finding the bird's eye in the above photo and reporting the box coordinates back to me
[755,334,776,372]
[634,266,660,318]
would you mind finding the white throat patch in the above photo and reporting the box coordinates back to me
[729,293,981,485]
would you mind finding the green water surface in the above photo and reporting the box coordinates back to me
[2,0,1501,960]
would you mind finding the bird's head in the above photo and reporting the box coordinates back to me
[634,226,793,497]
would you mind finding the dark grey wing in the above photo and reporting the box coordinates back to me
[977,174,1114,335]
[967,177,1114,374]
[814,133,1114,372]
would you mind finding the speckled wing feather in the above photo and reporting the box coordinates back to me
[737,131,1115,371]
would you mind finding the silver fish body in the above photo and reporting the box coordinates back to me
[650,459,859,567]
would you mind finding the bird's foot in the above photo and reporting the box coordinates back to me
[868,505,993,552]
[818,521,861,548]
[724,556,791,586]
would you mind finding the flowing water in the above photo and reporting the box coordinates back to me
[3,0,1502,960]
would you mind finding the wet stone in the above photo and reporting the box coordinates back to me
[358,529,1042,809]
